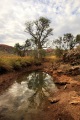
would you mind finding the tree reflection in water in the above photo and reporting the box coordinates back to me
[0,72,58,120]
[26,72,57,110]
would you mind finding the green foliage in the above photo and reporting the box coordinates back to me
[14,39,31,57]
[38,49,46,59]
[25,17,53,59]
[76,34,80,44]
[55,47,63,58]
[14,43,23,56]
[63,33,75,50]
[10,58,22,70]
[31,49,46,60]
[0,56,36,74]
[0,58,12,73]
[25,17,53,50]
[54,37,63,49]
[54,33,76,50]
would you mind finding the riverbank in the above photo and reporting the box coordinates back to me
[42,62,80,120]
[0,61,80,120]
[0,64,42,94]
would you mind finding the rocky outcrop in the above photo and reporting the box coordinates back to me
[56,64,80,76]
[61,65,80,76]
[63,47,80,65]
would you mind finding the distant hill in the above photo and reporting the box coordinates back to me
[0,44,14,54]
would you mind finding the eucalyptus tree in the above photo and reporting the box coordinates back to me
[25,17,53,59]
[63,33,75,50]
[54,37,63,49]
[22,39,31,56]
[14,39,31,57]
[14,43,23,56]
[54,37,64,57]
[76,34,80,45]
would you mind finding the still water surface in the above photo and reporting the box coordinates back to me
[0,72,58,120]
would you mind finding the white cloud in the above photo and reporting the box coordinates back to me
[0,0,80,46]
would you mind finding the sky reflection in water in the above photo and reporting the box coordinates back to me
[0,72,58,120]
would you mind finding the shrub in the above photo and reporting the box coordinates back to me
[55,47,63,58]
[31,49,46,61]
[0,58,13,74]
[0,55,35,74]
[10,58,22,70]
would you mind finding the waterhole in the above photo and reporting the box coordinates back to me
[0,71,58,120]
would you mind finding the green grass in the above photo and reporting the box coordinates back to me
[45,55,59,62]
[0,53,42,74]
[0,52,60,74]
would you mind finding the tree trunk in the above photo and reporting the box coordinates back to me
[37,42,42,60]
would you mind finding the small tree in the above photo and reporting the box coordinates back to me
[14,39,31,57]
[54,33,75,50]
[22,39,31,56]
[55,47,63,58]
[14,43,23,56]
[54,37,63,49]
[76,34,80,45]
[63,33,75,50]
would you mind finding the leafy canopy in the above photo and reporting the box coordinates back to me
[25,17,53,49]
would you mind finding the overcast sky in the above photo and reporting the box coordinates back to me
[0,0,80,46]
